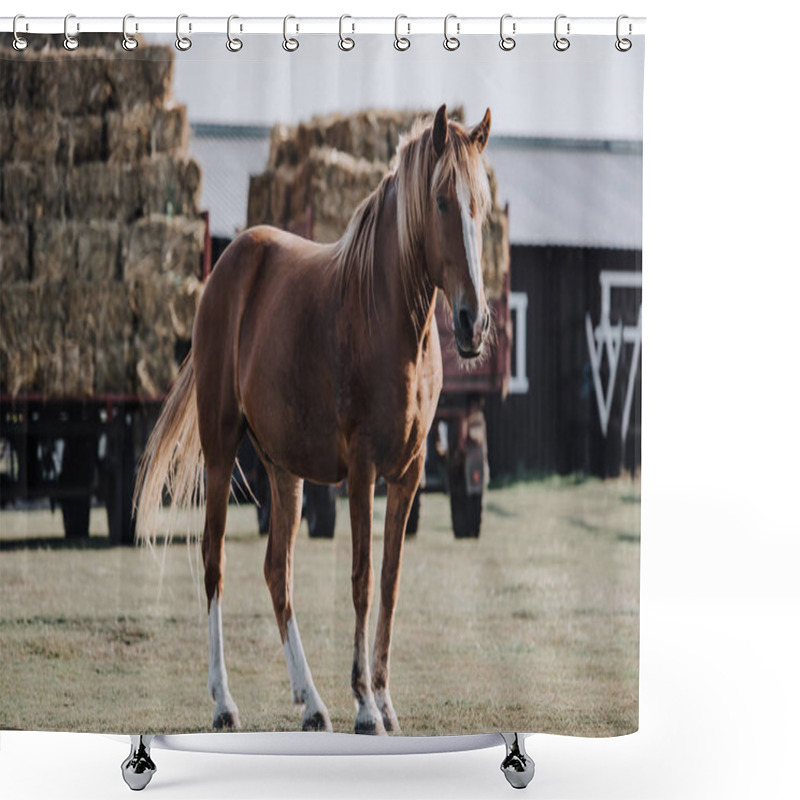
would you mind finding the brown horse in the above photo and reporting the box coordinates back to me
[133,104,492,735]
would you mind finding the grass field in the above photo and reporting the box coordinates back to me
[0,477,639,737]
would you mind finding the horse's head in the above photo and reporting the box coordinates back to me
[424,104,492,359]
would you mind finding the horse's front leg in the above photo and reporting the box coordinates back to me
[265,465,331,732]
[348,460,385,734]
[371,456,423,734]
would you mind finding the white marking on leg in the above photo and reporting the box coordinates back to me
[208,591,239,726]
[283,616,331,729]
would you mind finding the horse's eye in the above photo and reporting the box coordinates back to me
[436,196,448,213]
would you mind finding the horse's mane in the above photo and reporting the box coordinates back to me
[334,114,491,331]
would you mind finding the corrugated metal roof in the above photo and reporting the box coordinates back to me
[189,128,641,250]
[487,139,642,249]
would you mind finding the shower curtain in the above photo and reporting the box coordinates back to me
[0,26,643,742]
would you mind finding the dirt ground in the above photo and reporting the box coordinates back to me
[0,477,639,737]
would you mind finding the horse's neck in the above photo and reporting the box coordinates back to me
[369,178,436,354]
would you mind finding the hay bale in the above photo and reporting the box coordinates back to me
[307,148,385,242]
[248,149,382,238]
[0,286,34,395]
[65,162,140,221]
[0,56,29,109]
[105,46,174,111]
[108,105,188,162]
[123,215,204,281]
[9,109,60,161]
[151,106,189,156]
[28,54,110,115]
[122,214,204,395]
[75,221,121,281]
[0,224,30,282]
[62,283,96,396]
[276,108,465,169]
[168,275,204,340]
[31,221,78,283]
[57,115,106,166]
[128,271,178,398]
[482,210,509,300]
[1,162,66,223]
[93,284,134,393]
[140,157,202,217]
[0,110,12,161]
[0,283,66,397]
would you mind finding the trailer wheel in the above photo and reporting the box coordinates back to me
[61,495,91,540]
[306,483,337,539]
[104,413,136,546]
[449,463,483,539]
[405,488,421,536]
[60,434,96,540]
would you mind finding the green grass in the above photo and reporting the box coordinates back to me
[0,478,639,737]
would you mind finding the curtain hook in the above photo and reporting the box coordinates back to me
[615,14,632,52]
[175,14,192,51]
[553,14,570,52]
[394,14,410,51]
[499,14,516,51]
[338,14,355,51]
[283,15,299,52]
[226,15,243,52]
[12,14,28,51]
[122,14,138,51]
[444,14,460,51]
[63,13,79,51]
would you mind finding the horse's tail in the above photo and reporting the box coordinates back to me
[133,352,205,552]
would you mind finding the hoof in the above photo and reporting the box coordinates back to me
[380,707,401,733]
[302,709,332,732]
[354,712,387,735]
[121,738,156,792]
[212,708,241,730]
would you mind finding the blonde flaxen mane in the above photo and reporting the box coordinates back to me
[334,113,491,331]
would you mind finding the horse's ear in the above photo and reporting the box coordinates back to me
[433,104,449,159]
[470,108,492,153]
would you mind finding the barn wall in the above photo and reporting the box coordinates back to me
[485,245,642,480]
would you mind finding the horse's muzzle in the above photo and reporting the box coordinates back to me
[454,304,489,359]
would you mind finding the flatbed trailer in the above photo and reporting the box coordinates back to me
[0,394,161,544]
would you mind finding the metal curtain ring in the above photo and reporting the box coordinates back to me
[122,14,138,51]
[12,14,28,51]
[394,15,410,51]
[615,14,632,51]
[444,14,460,51]
[175,14,192,51]
[283,15,299,52]
[63,13,79,51]
[338,14,355,51]
[227,15,243,52]
[499,14,516,51]
[553,14,570,51]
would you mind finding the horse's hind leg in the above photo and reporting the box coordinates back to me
[265,464,332,732]
[203,457,242,729]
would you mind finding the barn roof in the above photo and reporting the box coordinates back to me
[189,125,642,251]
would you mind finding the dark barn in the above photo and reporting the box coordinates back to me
[486,245,641,480]
[482,137,642,481]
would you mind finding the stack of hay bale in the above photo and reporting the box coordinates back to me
[247,108,509,298]
[0,41,204,399]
